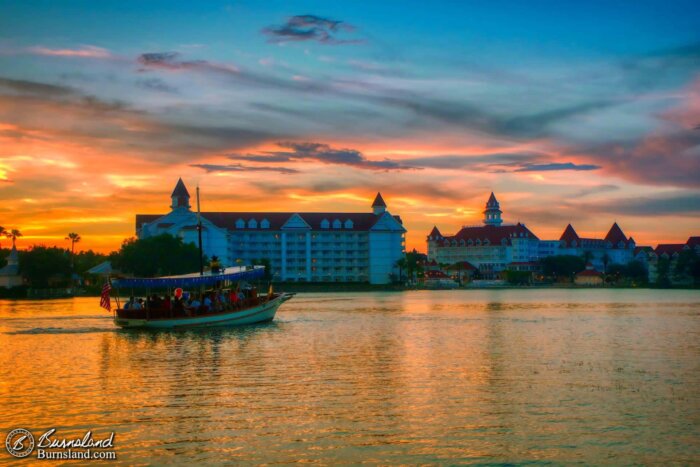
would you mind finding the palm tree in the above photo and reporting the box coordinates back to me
[0,226,5,249]
[395,257,407,284]
[6,228,21,247]
[66,232,81,269]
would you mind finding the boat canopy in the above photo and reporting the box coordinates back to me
[111,266,265,289]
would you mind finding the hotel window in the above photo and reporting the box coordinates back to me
[321,219,330,229]
[236,218,245,229]
[248,219,257,229]
[333,219,342,229]
[261,218,270,229]
[344,219,353,229]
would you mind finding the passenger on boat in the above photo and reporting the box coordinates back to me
[124,296,136,309]
[203,294,212,312]
[136,298,144,310]
[188,297,201,314]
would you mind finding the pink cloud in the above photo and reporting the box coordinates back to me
[27,45,112,59]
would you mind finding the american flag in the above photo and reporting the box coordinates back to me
[100,282,112,312]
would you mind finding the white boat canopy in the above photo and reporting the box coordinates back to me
[111,266,265,289]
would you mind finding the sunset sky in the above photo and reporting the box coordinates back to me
[1,1,699,253]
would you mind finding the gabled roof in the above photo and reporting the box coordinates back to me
[687,236,700,248]
[446,261,477,271]
[171,178,190,198]
[604,222,628,246]
[577,269,602,277]
[559,224,580,245]
[655,244,685,257]
[634,246,654,256]
[436,223,538,247]
[372,192,386,208]
[428,226,442,238]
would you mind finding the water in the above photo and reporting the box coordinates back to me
[1,289,699,464]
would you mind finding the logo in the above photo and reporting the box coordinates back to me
[5,429,35,458]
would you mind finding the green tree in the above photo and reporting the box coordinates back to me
[251,258,273,282]
[656,257,671,287]
[540,255,586,282]
[111,234,205,277]
[74,250,109,274]
[625,260,648,284]
[674,249,699,283]
[395,257,407,283]
[602,253,611,274]
[0,226,6,249]
[19,246,72,287]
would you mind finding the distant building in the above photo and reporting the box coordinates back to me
[427,193,540,279]
[556,222,636,271]
[575,263,603,286]
[0,242,22,288]
[136,179,406,284]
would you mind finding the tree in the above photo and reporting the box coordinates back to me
[65,232,81,265]
[656,257,671,287]
[18,246,72,288]
[6,229,22,246]
[674,249,700,284]
[111,234,205,277]
[625,260,648,284]
[602,253,611,274]
[251,258,272,282]
[0,226,5,248]
[540,255,586,282]
[395,257,407,283]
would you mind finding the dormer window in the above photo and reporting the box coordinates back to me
[444,240,450,247]
[344,219,353,229]
[332,219,342,229]
[248,218,257,229]
[475,239,481,246]
[618,241,625,248]
[484,238,490,246]
[261,218,270,229]
[468,239,473,246]
[572,240,577,247]
[459,239,465,246]
[501,238,508,246]
[235,218,245,229]
[321,219,330,229]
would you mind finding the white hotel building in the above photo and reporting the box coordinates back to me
[136,179,406,284]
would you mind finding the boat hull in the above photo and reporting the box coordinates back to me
[113,293,292,329]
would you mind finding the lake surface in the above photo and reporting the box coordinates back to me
[1,289,699,464]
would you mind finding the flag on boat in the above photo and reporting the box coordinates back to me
[268,284,273,299]
[100,282,111,311]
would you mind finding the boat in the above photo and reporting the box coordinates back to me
[108,266,294,329]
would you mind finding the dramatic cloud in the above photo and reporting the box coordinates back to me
[229,142,419,171]
[262,15,361,45]
[404,152,600,173]
[580,193,700,216]
[190,163,299,174]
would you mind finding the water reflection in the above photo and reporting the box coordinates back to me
[1,290,699,464]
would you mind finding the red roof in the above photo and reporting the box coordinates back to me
[655,244,685,257]
[577,269,602,277]
[604,222,629,246]
[371,192,387,208]
[428,226,442,239]
[447,261,477,270]
[559,224,580,246]
[437,223,538,247]
[687,236,700,248]
[137,212,402,232]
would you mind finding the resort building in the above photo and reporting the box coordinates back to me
[426,192,643,279]
[426,193,540,278]
[556,222,636,271]
[136,179,406,284]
